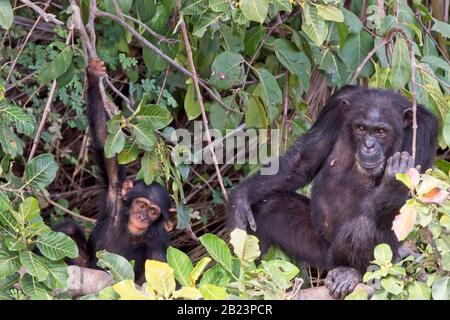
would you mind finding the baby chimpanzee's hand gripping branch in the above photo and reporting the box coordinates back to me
[56,59,171,282]
[227,85,438,298]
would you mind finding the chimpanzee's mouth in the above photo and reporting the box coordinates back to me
[356,154,385,170]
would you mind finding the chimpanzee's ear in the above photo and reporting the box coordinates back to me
[403,108,413,128]
[164,208,177,232]
[121,179,134,199]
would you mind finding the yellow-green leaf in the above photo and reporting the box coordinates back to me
[145,260,176,298]
[229,228,261,262]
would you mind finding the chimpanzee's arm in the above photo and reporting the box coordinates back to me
[86,59,122,216]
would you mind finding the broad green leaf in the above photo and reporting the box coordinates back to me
[0,0,13,29]
[229,228,261,262]
[118,139,140,164]
[24,154,58,190]
[244,26,266,56]
[408,282,431,300]
[36,231,79,261]
[136,0,156,22]
[0,105,34,135]
[193,9,227,38]
[0,195,18,232]
[144,260,176,298]
[302,4,328,46]
[317,50,351,87]
[21,274,52,299]
[273,39,311,77]
[134,104,173,129]
[105,117,126,158]
[209,97,242,131]
[199,234,233,274]
[0,250,21,278]
[245,95,268,129]
[139,150,159,185]
[113,279,154,300]
[345,287,369,300]
[104,0,133,14]
[172,286,203,300]
[209,0,229,12]
[431,19,450,38]
[210,51,245,90]
[339,31,374,77]
[96,250,135,282]
[341,7,362,33]
[381,277,404,295]
[421,56,450,73]
[240,0,268,24]
[44,260,68,290]
[273,0,292,13]
[432,276,450,300]
[0,125,23,157]
[199,264,231,287]
[167,246,194,287]
[17,197,40,226]
[189,257,212,286]
[19,251,49,282]
[130,121,156,151]
[182,0,208,15]
[373,243,393,264]
[316,4,344,22]
[199,284,227,300]
[184,84,201,120]
[39,46,73,83]
[256,68,282,119]
[261,260,299,290]
[99,286,120,300]
[143,46,168,73]
[443,252,450,271]
[0,273,20,290]
[390,37,412,89]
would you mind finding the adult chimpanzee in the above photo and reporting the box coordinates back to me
[227,85,438,298]
[55,59,171,282]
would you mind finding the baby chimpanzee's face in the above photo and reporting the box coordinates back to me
[127,197,161,235]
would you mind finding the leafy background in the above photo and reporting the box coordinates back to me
[0,0,449,299]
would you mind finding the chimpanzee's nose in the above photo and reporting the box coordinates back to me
[363,139,376,153]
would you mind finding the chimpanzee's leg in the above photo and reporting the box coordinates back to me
[250,192,330,269]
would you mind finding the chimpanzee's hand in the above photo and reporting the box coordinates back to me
[87,58,106,78]
[229,196,257,232]
[383,151,415,181]
[324,267,361,299]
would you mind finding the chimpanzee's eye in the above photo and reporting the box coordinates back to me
[356,125,366,132]
[138,202,145,209]
[376,128,385,135]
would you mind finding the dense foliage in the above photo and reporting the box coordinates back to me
[0,0,449,299]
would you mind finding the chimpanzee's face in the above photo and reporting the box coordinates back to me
[349,107,398,177]
[127,197,161,235]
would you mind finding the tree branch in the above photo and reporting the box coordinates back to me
[19,0,63,26]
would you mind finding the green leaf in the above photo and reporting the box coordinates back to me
[199,234,233,275]
[0,195,18,233]
[134,104,173,129]
[0,273,20,290]
[339,31,374,77]
[118,139,140,165]
[17,197,40,226]
[209,0,229,12]
[104,0,133,14]
[0,105,34,135]
[302,4,328,46]
[316,4,344,22]
[143,46,168,73]
[345,287,369,300]
[431,19,450,38]
[432,276,450,300]
[381,277,404,295]
[36,231,79,261]
[190,257,212,286]
[139,150,158,184]
[184,84,201,120]
[244,26,266,56]
[193,9,227,38]
[240,0,268,24]
[145,260,176,298]
[273,0,292,13]
[256,68,282,119]
[199,264,231,287]
[97,250,135,282]
[39,46,73,83]
[373,243,393,264]
[167,247,194,287]
[136,0,156,22]
[199,284,227,300]
[182,0,208,15]
[44,260,69,290]
[19,251,49,282]
[172,286,203,300]
[245,95,268,129]
[421,56,450,73]
[21,274,52,299]
[341,7,362,33]
[0,124,23,157]
[0,0,13,30]
[262,260,299,290]
[130,121,156,151]
[24,154,58,190]
[0,250,21,278]
[229,228,261,262]
[443,113,450,148]
[210,51,245,90]
[209,97,242,131]
[390,37,412,89]
[273,39,311,77]
[408,282,431,300]
[317,49,351,87]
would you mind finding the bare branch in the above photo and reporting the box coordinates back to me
[19,0,63,25]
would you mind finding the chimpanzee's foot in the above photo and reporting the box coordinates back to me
[324,267,361,299]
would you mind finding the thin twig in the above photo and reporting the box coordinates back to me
[43,196,97,223]
[28,28,74,161]
[19,0,63,25]
[176,0,228,201]
[157,67,170,105]
[104,77,133,112]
